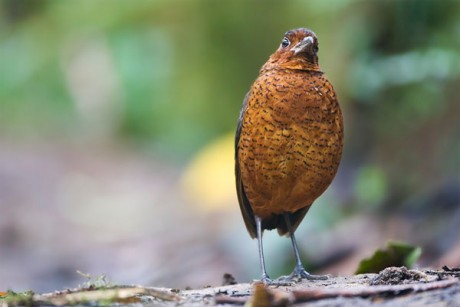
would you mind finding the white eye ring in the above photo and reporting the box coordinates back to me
[281,37,290,48]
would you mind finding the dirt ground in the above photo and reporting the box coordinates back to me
[2,266,459,306]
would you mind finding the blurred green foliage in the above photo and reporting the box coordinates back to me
[0,0,458,202]
[354,165,388,209]
[355,241,422,274]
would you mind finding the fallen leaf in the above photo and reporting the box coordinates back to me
[355,241,422,274]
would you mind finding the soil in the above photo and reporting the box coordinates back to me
[3,266,458,306]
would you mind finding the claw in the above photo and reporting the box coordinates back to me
[260,274,273,284]
[278,266,329,283]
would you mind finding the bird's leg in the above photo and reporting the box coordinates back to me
[255,216,273,284]
[281,213,328,281]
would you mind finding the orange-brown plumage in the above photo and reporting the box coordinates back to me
[235,28,343,282]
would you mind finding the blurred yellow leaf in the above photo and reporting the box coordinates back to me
[180,133,237,211]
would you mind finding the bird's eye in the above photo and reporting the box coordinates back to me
[314,45,319,53]
[281,37,290,48]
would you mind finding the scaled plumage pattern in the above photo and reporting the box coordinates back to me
[235,28,344,283]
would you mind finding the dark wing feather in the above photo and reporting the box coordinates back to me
[235,92,258,238]
[276,205,311,236]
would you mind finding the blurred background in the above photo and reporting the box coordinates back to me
[0,0,459,293]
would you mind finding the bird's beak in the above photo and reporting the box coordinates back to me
[292,36,314,54]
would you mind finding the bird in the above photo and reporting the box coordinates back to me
[235,28,344,283]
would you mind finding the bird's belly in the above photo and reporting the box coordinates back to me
[240,121,341,218]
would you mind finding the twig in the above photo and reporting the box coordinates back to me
[292,278,458,302]
[34,286,181,306]
[215,295,248,305]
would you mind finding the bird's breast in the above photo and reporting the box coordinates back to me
[238,70,343,217]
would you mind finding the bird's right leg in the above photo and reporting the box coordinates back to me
[281,213,329,282]
[255,216,272,284]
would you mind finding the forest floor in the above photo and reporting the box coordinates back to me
[2,266,459,306]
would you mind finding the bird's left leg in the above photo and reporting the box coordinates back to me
[255,216,273,284]
[281,213,329,281]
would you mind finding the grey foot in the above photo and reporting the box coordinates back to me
[278,266,329,283]
[260,274,273,284]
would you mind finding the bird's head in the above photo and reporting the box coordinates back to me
[263,28,321,72]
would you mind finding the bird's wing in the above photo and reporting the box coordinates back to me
[276,206,311,236]
[235,92,258,238]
